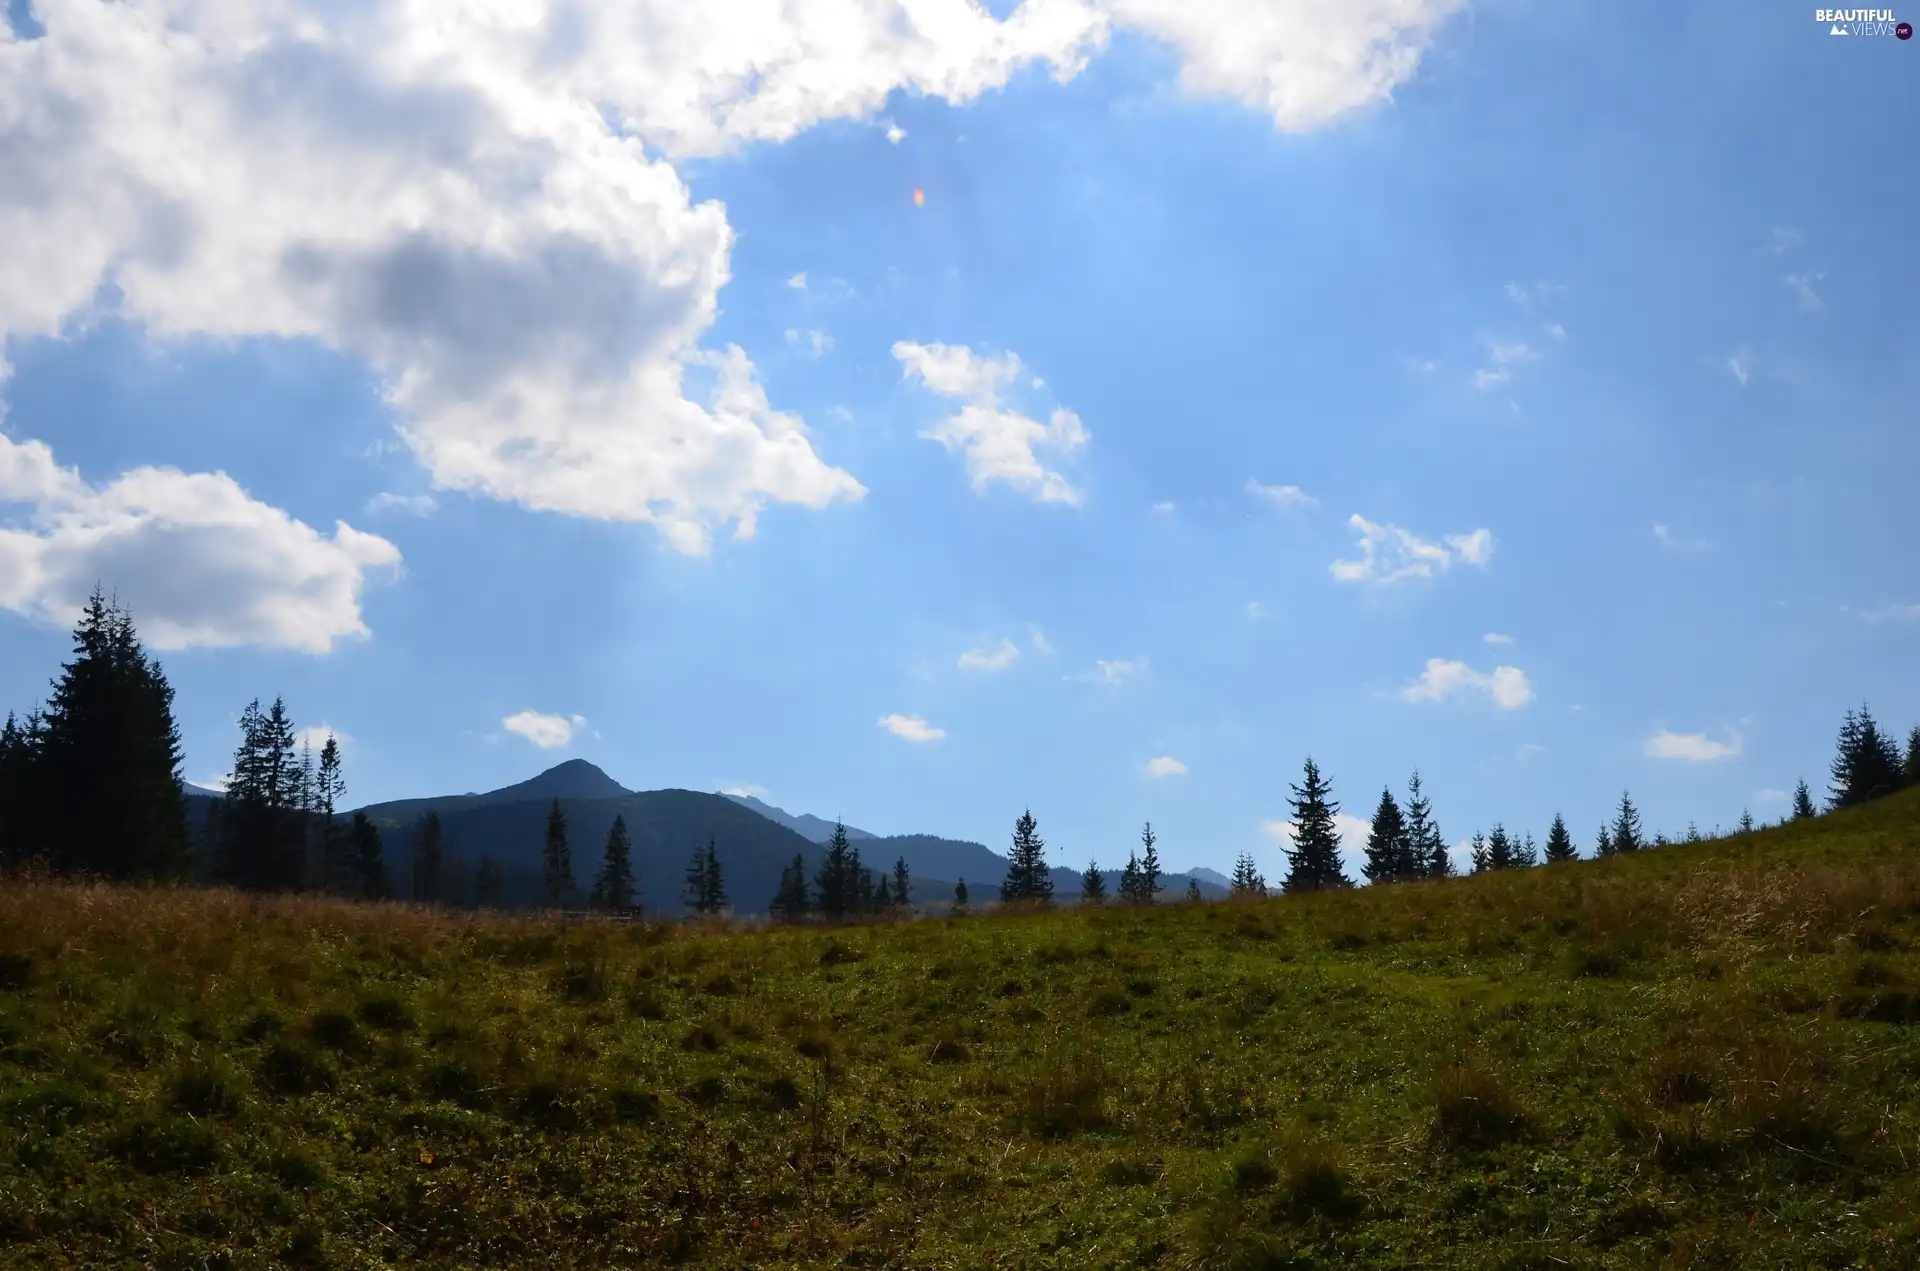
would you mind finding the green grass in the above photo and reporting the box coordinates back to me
[3,793,1920,1269]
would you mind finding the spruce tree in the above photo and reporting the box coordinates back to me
[315,736,347,893]
[1905,726,1920,789]
[1469,832,1490,874]
[413,813,444,904]
[699,837,726,914]
[874,872,894,911]
[815,821,854,921]
[593,815,637,913]
[1544,813,1576,863]
[541,798,573,908]
[1118,852,1145,904]
[770,854,811,921]
[1738,809,1754,834]
[1792,779,1816,821]
[222,696,303,891]
[1229,851,1266,898]
[1829,704,1904,809]
[1595,823,1615,858]
[953,877,969,911]
[1080,858,1108,905]
[1403,772,1446,879]
[1684,822,1703,844]
[1486,824,1515,871]
[1515,832,1539,868]
[0,713,34,871]
[30,593,189,881]
[1610,791,1644,853]
[1186,877,1203,902]
[1138,823,1162,902]
[1001,810,1053,904]
[1362,787,1409,885]
[892,856,912,911]
[348,812,388,899]
[474,856,505,908]
[1282,757,1349,893]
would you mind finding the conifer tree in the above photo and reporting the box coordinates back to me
[0,713,34,871]
[1469,831,1490,874]
[1516,831,1539,868]
[874,872,894,910]
[1362,787,1409,885]
[541,798,573,908]
[1080,858,1108,905]
[892,856,912,911]
[222,696,304,891]
[815,821,855,921]
[1186,877,1203,902]
[1282,758,1350,893]
[1596,823,1615,858]
[413,812,444,904]
[1138,823,1162,902]
[1610,791,1645,853]
[695,836,726,914]
[474,856,505,908]
[953,877,969,911]
[770,854,811,921]
[1792,779,1816,821]
[1829,704,1904,809]
[1403,772,1446,879]
[1486,824,1515,871]
[1905,726,1920,789]
[1229,851,1267,898]
[593,815,637,913]
[315,736,348,893]
[1545,813,1576,863]
[348,812,387,899]
[1001,809,1053,904]
[1118,852,1145,904]
[1738,809,1755,834]
[29,593,191,882]
[1684,822,1703,844]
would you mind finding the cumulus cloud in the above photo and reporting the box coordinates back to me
[721,783,770,798]
[878,712,945,743]
[883,122,906,144]
[1246,479,1315,508]
[1400,658,1533,709]
[293,724,348,754]
[1143,755,1187,778]
[1482,631,1515,646]
[502,710,587,749]
[0,434,400,652]
[0,0,1463,555]
[893,341,1088,503]
[957,638,1020,672]
[1330,515,1494,584]
[1644,728,1742,763]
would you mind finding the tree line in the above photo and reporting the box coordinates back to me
[4,598,1918,919]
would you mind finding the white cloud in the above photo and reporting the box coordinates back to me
[957,638,1020,672]
[1472,368,1510,391]
[1399,355,1439,375]
[1330,514,1495,584]
[1030,627,1055,656]
[1246,601,1264,620]
[878,712,945,743]
[0,0,1465,556]
[1652,522,1715,553]
[1484,339,1538,366]
[366,491,437,517]
[1482,631,1515,646]
[1727,350,1752,386]
[893,341,1088,504]
[293,724,348,755]
[1151,500,1176,514]
[884,122,906,145]
[1074,656,1147,687]
[721,783,770,799]
[1246,479,1315,508]
[502,710,587,750]
[0,434,400,653]
[1502,282,1562,314]
[1400,658,1533,710]
[1862,602,1920,623]
[1143,755,1187,779]
[1784,272,1826,313]
[1544,322,1567,340]
[787,272,808,290]
[1755,787,1788,805]
[1645,728,1742,763]
[786,328,833,356]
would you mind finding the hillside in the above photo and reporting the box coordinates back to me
[5,790,1919,1267]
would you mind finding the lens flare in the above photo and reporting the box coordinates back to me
[912,188,925,207]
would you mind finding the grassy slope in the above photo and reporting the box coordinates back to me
[2,793,1918,1270]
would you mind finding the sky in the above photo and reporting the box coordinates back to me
[2,0,1916,881]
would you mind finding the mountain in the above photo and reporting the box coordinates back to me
[1189,866,1232,890]
[719,793,877,843]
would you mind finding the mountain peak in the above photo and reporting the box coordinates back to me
[482,758,630,804]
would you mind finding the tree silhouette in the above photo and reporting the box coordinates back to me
[1610,791,1644,854]
[1404,772,1448,879]
[1001,809,1053,904]
[1080,858,1107,905]
[1282,758,1349,893]
[592,814,637,914]
[541,798,573,908]
[1792,780,1816,821]
[1544,814,1576,863]
[413,812,444,904]
[1362,787,1409,885]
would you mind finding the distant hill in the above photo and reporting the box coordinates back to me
[719,793,877,843]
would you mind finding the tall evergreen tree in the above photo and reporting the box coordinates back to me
[1610,791,1644,854]
[592,815,637,913]
[474,856,505,909]
[1403,772,1447,879]
[1486,824,1515,871]
[1684,822,1703,844]
[222,696,303,891]
[315,736,348,893]
[1469,832,1491,874]
[29,593,189,881]
[541,798,573,908]
[1829,704,1904,809]
[1229,851,1267,898]
[892,856,912,912]
[348,812,387,899]
[769,854,811,921]
[1001,810,1054,904]
[1738,809,1755,834]
[1138,823,1162,902]
[1595,823,1616,858]
[1515,831,1539,868]
[1282,758,1350,893]
[1118,852,1146,904]
[815,821,855,921]
[953,877,969,911]
[1544,813,1576,863]
[0,713,34,871]
[1792,779,1817,821]
[1186,877,1203,902]
[682,835,725,916]
[1362,787,1409,885]
[873,872,894,910]
[1080,858,1108,905]
[1905,726,1920,789]
[413,812,444,904]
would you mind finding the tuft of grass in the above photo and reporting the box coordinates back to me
[1432,1059,1528,1150]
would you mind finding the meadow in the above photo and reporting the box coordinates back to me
[2,792,1918,1270]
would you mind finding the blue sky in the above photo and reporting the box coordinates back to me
[2,0,1916,879]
